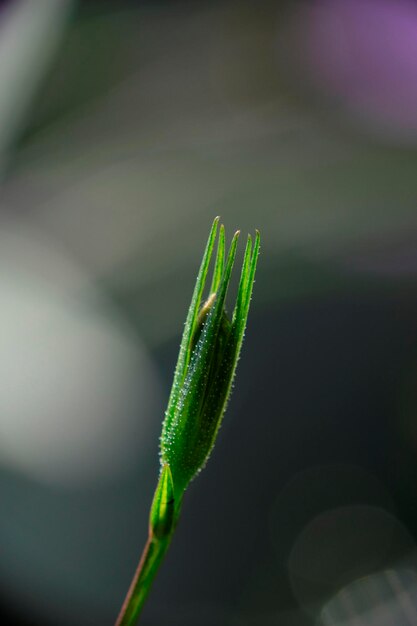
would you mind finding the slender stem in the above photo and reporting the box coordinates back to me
[115,465,182,626]
[115,531,173,626]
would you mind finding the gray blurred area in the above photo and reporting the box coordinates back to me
[1,1,417,625]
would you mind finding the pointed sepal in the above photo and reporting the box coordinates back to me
[149,464,176,540]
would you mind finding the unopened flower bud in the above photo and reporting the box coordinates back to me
[160,218,260,499]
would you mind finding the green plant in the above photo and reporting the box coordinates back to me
[115,217,260,626]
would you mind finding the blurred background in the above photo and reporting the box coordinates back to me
[1,0,417,624]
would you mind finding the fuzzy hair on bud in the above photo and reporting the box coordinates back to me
[160,218,260,499]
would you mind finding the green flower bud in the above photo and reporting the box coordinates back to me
[160,218,260,499]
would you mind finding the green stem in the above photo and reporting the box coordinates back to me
[115,532,172,626]
[115,466,182,626]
